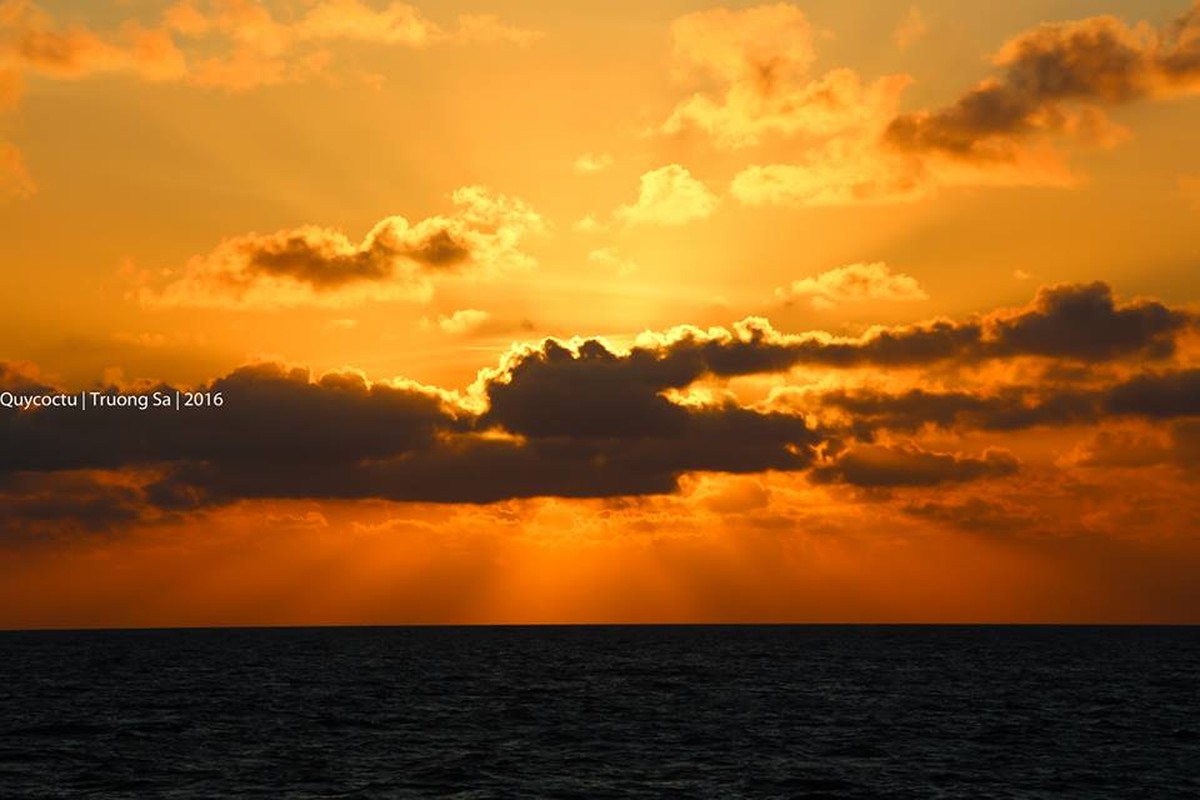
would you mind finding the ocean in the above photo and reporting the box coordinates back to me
[1,625,1197,798]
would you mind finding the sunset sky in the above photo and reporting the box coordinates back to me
[2,0,1199,627]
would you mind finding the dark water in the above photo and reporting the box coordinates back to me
[1,626,1198,798]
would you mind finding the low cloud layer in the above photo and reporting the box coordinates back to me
[0,345,825,516]
[819,369,1200,439]
[1,280,1196,539]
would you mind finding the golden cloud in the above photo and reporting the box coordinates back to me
[776,263,929,310]
[613,164,719,226]
[660,4,911,148]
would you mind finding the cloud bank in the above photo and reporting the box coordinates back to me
[2,280,1197,540]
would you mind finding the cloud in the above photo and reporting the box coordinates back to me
[730,139,932,207]
[659,4,910,148]
[819,386,1095,436]
[573,152,613,174]
[3,1,189,82]
[725,3,1200,206]
[884,3,1200,164]
[0,1,540,192]
[291,0,448,45]
[587,247,638,276]
[893,6,928,50]
[2,280,1196,534]
[811,444,1019,487]
[0,362,464,475]
[654,3,926,207]
[0,471,167,542]
[0,344,825,515]
[1106,369,1200,419]
[818,367,1200,440]
[135,186,544,309]
[646,282,1191,375]
[476,340,823,464]
[776,262,928,309]
[728,114,1080,210]
[613,165,718,226]
[0,1,541,88]
[987,281,1189,360]
[427,308,491,335]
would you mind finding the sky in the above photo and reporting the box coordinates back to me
[1,0,1199,627]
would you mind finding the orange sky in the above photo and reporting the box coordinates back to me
[2,0,1199,627]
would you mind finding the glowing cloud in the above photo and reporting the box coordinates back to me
[614,165,719,226]
[726,2,1200,206]
[0,1,542,89]
[660,4,910,148]
[428,309,492,335]
[776,263,928,310]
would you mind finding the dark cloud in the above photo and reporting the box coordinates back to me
[481,340,701,438]
[0,341,825,518]
[655,283,1190,376]
[244,232,395,288]
[810,444,1019,487]
[1104,369,1200,418]
[885,2,1200,160]
[657,316,984,373]
[0,280,1194,534]
[401,228,475,268]
[0,472,164,543]
[821,367,1200,438]
[246,225,475,289]
[821,386,1096,436]
[166,341,823,504]
[138,187,543,309]
[985,282,1188,360]
[0,363,461,473]
[145,408,816,507]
